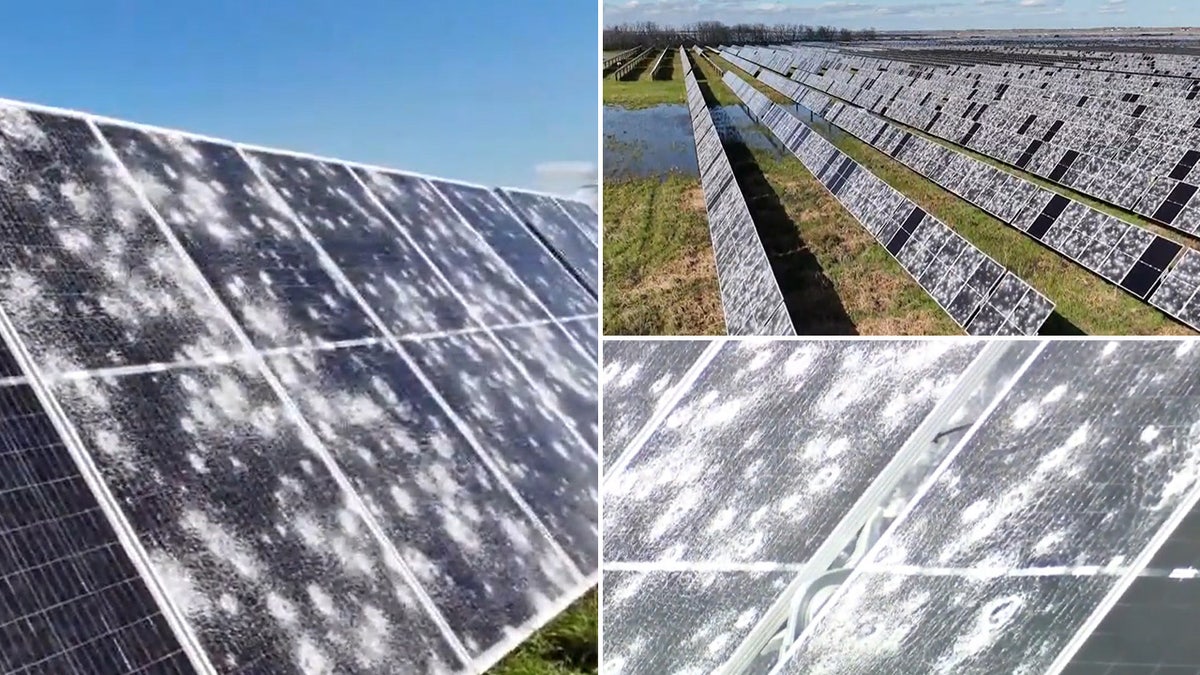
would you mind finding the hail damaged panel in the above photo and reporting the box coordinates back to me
[604,340,984,564]
[350,169,551,327]
[96,123,380,348]
[489,321,599,450]
[52,362,462,674]
[601,340,709,471]
[0,106,240,374]
[602,571,791,675]
[497,188,599,293]
[242,150,472,336]
[405,330,599,572]
[265,343,580,656]
[432,181,596,318]
[781,340,1200,675]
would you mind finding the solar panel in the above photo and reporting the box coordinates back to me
[496,188,598,294]
[734,48,1200,331]
[600,340,711,474]
[682,51,795,336]
[774,340,1200,674]
[605,338,1200,675]
[0,99,597,673]
[601,339,994,675]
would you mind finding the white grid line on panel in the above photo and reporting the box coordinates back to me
[601,339,724,488]
[237,147,589,582]
[0,314,597,390]
[769,340,1050,675]
[89,120,476,672]
[0,282,217,675]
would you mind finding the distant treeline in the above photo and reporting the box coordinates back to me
[603,21,878,50]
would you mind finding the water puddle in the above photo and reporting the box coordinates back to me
[604,102,794,180]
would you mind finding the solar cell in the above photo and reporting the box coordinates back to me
[99,124,381,349]
[0,107,240,374]
[240,149,472,337]
[405,330,598,572]
[348,169,555,328]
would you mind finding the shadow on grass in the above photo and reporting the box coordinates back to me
[1040,311,1085,336]
[696,80,859,335]
[653,48,676,81]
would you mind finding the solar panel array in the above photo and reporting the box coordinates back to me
[0,99,598,674]
[720,70,1055,335]
[602,338,1200,675]
[680,50,795,335]
[726,48,1200,332]
[760,44,1200,240]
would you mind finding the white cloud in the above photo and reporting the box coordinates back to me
[1097,0,1125,13]
[536,161,598,177]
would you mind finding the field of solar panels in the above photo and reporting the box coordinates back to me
[603,39,1200,336]
[603,338,1200,675]
[0,98,599,675]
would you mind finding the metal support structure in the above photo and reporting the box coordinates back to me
[714,340,1021,675]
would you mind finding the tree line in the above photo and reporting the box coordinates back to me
[603,21,878,50]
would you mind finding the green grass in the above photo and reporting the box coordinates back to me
[603,49,684,109]
[604,171,726,335]
[488,590,597,675]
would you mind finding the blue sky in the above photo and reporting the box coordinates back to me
[0,1,597,190]
[605,0,1196,31]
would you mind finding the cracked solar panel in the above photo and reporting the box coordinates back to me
[349,169,551,328]
[778,340,1200,675]
[52,361,463,673]
[0,106,240,374]
[0,376,193,674]
[603,340,984,564]
[601,340,709,472]
[240,149,471,336]
[264,344,581,658]
[404,329,598,572]
[686,60,793,336]
[602,571,791,675]
[497,189,598,294]
[98,123,380,349]
[549,196,599,246]
[430,180,596,320]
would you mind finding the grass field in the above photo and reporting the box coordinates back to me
[602,46,1198,335]
[489,590,597,675]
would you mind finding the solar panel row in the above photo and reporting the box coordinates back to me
[0,99,599,674]
[731,51,1200,331]
[757,44,1200,239]
[720,70,1054,335]
[681,51,795,335]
